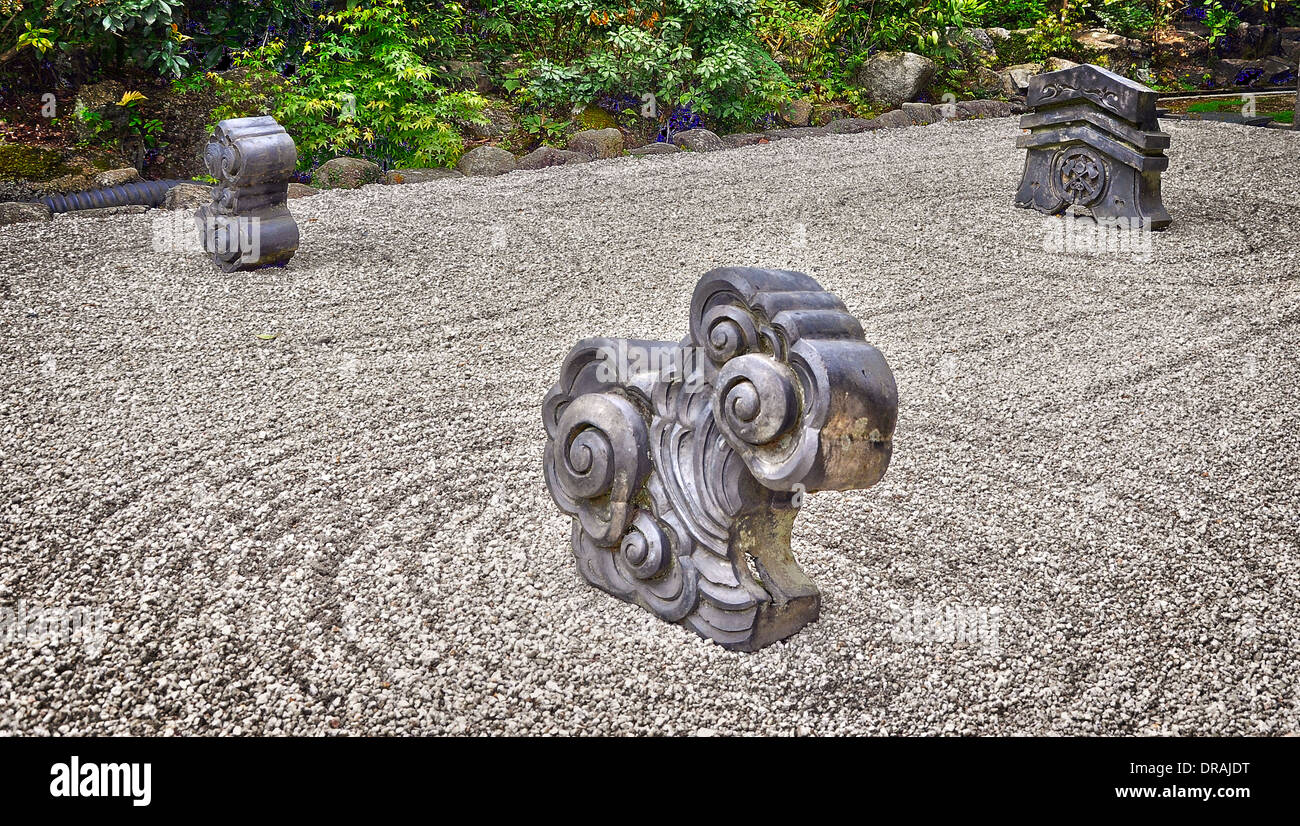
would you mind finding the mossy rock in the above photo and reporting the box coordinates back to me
[312,157,384,190]
[575,105,618,131]
[994,29,1038,67]
[0,144,71,182]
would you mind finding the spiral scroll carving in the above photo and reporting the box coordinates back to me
[195,115,300,272]
[547,393,649,546]
[543,267,897,651]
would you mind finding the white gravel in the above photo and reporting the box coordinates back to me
[1,118,1298,735]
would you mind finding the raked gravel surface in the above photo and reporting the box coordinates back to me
[1,118,1298,735]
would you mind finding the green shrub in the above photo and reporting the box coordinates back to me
[2,0,191,76]
[235,0,488,170]
[517,1,792,128]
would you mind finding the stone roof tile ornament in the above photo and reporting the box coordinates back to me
[196,116,300,271]
[542,267,898,651]
[1015,64,1171,229]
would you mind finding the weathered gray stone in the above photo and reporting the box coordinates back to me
[0,201,52,226]
[567,128,624,159]
[313,157,382,189]
[385,168,464,185]
[779,99,814,126]
[721,133,768,147]
[954,99,1014,120]
[287,183,319,199]
[197,115,300,271]
[855,51,936,106]
[162,182,212,211]
[627,142,681,156]
[871,109,914,129]
[94,167,141,188]
[934,102,958,120]
[822,118,880,135]
[670,128,725,152]
[1016,63,1171,229]
[1001,63,1043,97]
[901,102,940,126]
[517,145,589,170]
[456,145,517,176]
[542,267,897,651]
[1044,57,1080,73]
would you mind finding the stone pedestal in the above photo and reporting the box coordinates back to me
[1015,64,1172,229]
[196,116,299,272]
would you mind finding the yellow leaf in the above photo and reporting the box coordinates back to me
[117,91,147,106]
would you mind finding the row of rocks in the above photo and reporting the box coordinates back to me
[0,99,1018,225]
[314,101,1019,191]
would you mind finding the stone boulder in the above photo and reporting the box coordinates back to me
[162,182,212,211]
[94,167,141,188]
[855,52,936,107]
[517,145,589,170]
[628,143,681,156]
[761,126,827,141]
[313,157,383,189]
[1001,63,1043,97]
[1074,29,1148,57]
[901,102,940,126]
[567,128,624,159]
[287,183,319,199]
[0,202,52,226]
[456,145,517,176]
[385,168,465,185]
[779,99,814,126]
[823,118,879,135]
[1044,57,1080,73]
[954,99,1014,120]
[670,128,725,152]
[870,109,914,129]
[721,133,768,148]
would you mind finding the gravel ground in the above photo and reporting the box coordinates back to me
[1,118,1298,736]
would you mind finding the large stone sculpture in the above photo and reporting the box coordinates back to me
[196,116,299,271]
[1015,64,1171,229]
[542,267,898,651]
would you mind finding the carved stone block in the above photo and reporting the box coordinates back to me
[196,116,300,271]
[542,268,898,651]
[1015,64,1171,229]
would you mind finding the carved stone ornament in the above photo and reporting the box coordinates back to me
[195,116,300,271]
[542,267,898,651]
[1015,64,1172,229]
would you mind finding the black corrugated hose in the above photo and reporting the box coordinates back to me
[37,179,210,213]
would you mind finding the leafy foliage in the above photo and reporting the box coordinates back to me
[233,0,489,169]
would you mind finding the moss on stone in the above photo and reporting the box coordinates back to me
[0,144,70,181]
[575,105,617,131]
